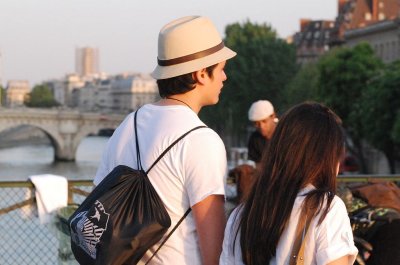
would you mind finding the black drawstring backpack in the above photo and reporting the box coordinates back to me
[69,109,206,265]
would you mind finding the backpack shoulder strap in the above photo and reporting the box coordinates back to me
[134,109,143,170]
[134,108,207,174]
[146,125,206,174]
[134,108,207,264]
[145,208,191,264]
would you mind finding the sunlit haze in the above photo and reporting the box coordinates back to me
[0,0,337,86]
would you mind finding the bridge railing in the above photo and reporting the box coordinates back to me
[337,174,400,182]
[0,179,93,265]
[0,176,399,264]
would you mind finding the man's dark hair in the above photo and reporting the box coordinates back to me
[156,64,218,98]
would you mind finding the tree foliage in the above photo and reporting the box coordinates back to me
[25,84,59,108]
[317,43,383,128]
[0,86,5,106]
[392,114,400,144]
[316,43,383,172]
[200,20,297,145]
[361,60,400,173]
[282,62,319,109]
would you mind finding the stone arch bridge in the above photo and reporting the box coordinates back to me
[0,108,125,161]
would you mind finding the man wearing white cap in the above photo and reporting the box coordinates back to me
[94,16,236,264]
[247,100,278,165]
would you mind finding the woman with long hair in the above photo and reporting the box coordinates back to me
[220,102,358,265]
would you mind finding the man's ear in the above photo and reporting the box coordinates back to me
[193,68,207,85]
[272,113,279,123]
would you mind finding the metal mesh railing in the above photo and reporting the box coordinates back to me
[0,180,93,265]
[1,176,400,264]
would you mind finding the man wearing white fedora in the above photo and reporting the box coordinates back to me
[94,16,236,264]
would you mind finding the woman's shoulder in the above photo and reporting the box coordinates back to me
[315,194,349,226]
[227,206,243,225]
[330,194,348,212]
[296,186,347,211]
[225,205,245,237]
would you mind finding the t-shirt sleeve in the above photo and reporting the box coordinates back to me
[315,196,358,265]
[93,143,110,186]
[93,113,134,186]
[182,129,227,207]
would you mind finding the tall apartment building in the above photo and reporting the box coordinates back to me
[75,47,99,77]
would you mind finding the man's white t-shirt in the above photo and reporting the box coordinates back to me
[94,104,227,265]
[220,185,358,265]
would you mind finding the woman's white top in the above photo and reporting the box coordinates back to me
[220,185,358,265]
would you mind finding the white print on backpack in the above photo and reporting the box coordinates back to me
[70,200,110,258]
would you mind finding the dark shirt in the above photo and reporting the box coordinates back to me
[247,130,267,163]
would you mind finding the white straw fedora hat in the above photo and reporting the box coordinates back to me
[151,16,237,79]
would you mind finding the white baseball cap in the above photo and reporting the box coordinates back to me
[248,100,275,121]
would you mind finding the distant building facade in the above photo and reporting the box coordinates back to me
[43,79,65,106]
[344,19,400,63]
[111,73,159,113]
[75,81,97,110]
[0,50,3,88]
[96,79,114,111]
[331,0,399,45]
[65,74,86,106]
[293,0,400,64]
[6,80,30,107]
[331,0,400,64]
[293,19,335,64]
[37,45,159,112]
[75,47,100,77]
[66,73,159,113]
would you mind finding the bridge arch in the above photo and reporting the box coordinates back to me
[0,108,125,161]
[0,123,63,159]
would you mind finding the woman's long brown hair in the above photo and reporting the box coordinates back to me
[235,102,344,264]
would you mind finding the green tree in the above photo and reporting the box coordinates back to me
[200,20,297,146]
[392,113,400,144]
[316,43,383,172]
[0,85,5,106]
[282,62,319,109]
[361,60,400,173]
[25,84,59,108]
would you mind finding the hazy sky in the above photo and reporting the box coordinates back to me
[0,0,338,87]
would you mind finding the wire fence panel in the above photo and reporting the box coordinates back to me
[0,181,92,265]
[0,177,399,264]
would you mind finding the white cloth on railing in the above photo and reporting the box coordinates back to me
[29,174,68,224]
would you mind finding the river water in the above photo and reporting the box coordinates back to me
[0,136,109,181]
